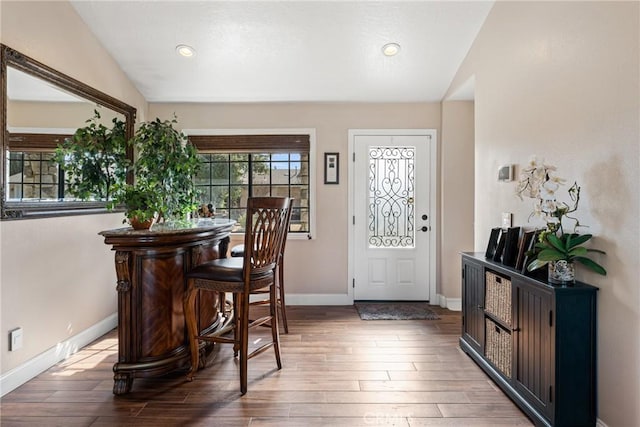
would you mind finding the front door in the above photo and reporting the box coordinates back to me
[351,130,434,301]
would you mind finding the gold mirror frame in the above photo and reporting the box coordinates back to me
[0,44,136,219]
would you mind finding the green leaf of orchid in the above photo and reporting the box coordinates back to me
[568,247,588,257]
[527,258,549,271]
[586,248,607,255]
[546,233,566,253]
[566,234,593,249]
[534,241,551,250]
[537,249,565,261]
[574,257,607,275]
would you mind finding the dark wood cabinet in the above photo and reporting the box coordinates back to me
[460,252,598,427]
[512,279,553,420]
[100,220,234,395]
[462,257,484,354]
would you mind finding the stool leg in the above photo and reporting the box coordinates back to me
[239,290,250,395]
[270,282,282,370]
[278,260,289,334]
[233,293,240,357]
[183,281,199,381]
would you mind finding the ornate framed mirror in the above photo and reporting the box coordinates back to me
[0,44,136,219]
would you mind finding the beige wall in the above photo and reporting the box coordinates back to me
[446,2,640,425]
[440,101,475,301]
[1,1,147,374]
[149,102,442,297]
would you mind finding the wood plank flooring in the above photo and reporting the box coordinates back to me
[0,305,533,426]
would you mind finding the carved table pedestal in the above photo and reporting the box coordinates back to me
[100,219,234,394]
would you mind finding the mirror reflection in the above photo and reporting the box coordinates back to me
[7,67,124,202]
[1,44,136,219]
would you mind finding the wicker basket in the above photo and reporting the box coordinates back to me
[485,318,512,378]
[485,271,512,326]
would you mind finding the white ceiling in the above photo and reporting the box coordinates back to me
[70,1,492,103]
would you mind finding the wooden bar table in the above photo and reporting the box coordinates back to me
[100,218,235,394]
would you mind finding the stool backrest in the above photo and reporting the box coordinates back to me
[280,198,294,256]
[243,197,291,279]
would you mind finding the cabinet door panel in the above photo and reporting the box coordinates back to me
[139,250,187,357]
[513,280,553,420]
[462,259,484,352]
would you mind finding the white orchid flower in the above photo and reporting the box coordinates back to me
[532,202,543,217]
[541,180,560,198]
[516,157,584,234]
[541,199,557,213]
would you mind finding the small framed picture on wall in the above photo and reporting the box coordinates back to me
[324,152,339,184]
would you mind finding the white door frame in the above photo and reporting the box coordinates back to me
[347,129,438,304]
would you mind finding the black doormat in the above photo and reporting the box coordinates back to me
[355,302,440,320]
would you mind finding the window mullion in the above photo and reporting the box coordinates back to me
[58,164,65,199]
[37,153,43,200]
[227,155,232,218]
[288,153,292,198]
[248,154,253,198]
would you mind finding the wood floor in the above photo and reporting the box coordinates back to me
[0,305,533,426]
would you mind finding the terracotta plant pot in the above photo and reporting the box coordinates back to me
[129,217,154,230]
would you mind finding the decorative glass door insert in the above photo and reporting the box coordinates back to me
[367,146,415,248]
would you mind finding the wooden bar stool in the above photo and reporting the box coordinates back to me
[230,199,292,334]
[183,197,291,394]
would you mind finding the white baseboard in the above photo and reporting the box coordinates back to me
[436,294,461,311]
[285,293,460,310]
[285,293,353,305]
[0,313,117,397]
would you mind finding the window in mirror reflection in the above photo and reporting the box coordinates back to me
[7,151,63,200]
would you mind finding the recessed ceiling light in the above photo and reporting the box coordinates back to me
[176,44,196,58]
[382,42,401,57]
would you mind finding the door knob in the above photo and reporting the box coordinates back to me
[420,226,429,232]
[422,214,428,220]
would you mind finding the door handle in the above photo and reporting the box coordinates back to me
[420,226,429,232]
[422,214,428,220]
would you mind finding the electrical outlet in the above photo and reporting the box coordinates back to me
[9,328,23,351]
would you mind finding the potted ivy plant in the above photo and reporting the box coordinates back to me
[130,116,201,222]
[54,110,129,201]
[110,183,160,230]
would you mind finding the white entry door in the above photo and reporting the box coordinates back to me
[351,131,434,301]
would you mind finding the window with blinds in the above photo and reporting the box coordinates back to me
[189,134,311,234]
